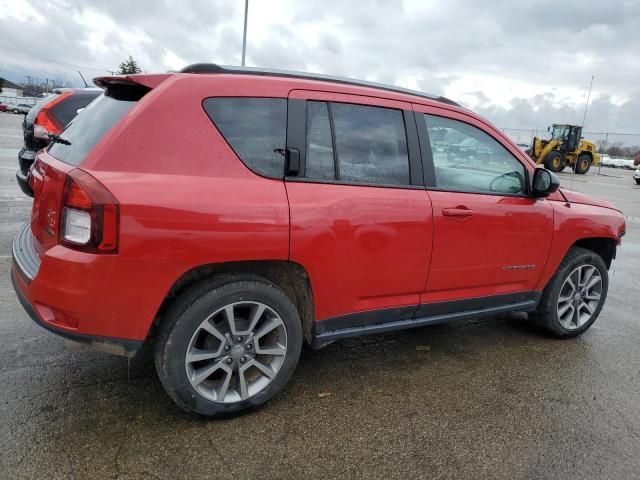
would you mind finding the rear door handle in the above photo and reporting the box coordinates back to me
[442,207,474,218]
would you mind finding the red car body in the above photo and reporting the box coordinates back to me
[0,103,8,112]
[12,69,626,357]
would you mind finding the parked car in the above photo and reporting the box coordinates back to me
[11,65,626,417]
[634,169,640,185]
[16,88,102,196]
[8,103,33,114]
[0,102,8,112]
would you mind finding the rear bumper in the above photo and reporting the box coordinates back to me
[11,222,149,357]
[11,267,142,357]
[18,147,36,174]
[15,169,33,197]
[17,148,35,196]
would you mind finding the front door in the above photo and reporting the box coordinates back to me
[285,90,434,324]
[413,106,554,305]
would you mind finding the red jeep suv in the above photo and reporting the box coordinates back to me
[11,64,626,417]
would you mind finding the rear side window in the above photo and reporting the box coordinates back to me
[332,103,409,185]
[204,98,287,178]
[48,94,136,166]
[306,101,335,180]
[304,102,410,186]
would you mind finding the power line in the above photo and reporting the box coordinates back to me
[12,54,114,73]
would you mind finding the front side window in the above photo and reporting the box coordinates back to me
[423,114,526,195]
[204,98,287,178]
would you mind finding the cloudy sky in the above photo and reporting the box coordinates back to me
[1,0,639,135]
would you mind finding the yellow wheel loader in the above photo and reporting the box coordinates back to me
[527,124,601,174]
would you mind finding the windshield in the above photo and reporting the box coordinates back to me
[48,94,136,166]
[551,125,568,140]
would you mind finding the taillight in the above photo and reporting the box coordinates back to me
[60,169,119,253]
[33,92,72,139]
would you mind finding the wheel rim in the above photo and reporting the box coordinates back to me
[556,264,603,330]
[553,157,561,169]
[184,301,287,404]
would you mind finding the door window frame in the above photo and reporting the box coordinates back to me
[286,90,424,189]
[412,104,533,198]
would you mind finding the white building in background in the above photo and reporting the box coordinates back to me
[0,79,24,98]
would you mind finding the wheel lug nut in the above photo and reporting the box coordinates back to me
[240,357,246,364]
[236,336,243,342]
[224,345,230,351]
[226,358,233,365]
[246,343,252,350]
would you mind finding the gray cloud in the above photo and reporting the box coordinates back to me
[1,0,638,135]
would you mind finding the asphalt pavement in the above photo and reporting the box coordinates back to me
[1,111,639,479]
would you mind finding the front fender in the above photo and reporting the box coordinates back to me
[535,201,625,290]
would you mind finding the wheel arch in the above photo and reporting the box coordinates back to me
[151,260,315,345]
[571,237,617,269]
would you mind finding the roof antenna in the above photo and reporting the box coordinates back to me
[566,75,594,206]
[77,70,89,88]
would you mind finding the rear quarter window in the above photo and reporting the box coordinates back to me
[48,94,136,166]
[203,98,287,178]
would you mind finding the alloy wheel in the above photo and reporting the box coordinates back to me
[556,264,603,330]
[184,301,287,403]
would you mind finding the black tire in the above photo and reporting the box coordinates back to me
[634,178,640,185]
[544,151,565,172]
[574,153,591,174]
[531,247,608,338]
[154,275,303,417]
[12,109,19,114]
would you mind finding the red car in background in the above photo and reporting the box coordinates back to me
[0,102,8,112]
[11,65,626,417]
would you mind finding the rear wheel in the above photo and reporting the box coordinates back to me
[574,154,591,174]
[12,108,19,114]
[154,277,303,417]
[544,151,565,172]
[531,247,608,337]
[634,178,640,185]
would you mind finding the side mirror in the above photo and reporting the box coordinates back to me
[532,168,560,198]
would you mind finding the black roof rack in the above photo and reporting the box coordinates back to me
[179,63,461,107]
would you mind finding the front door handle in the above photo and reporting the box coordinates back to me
[442,207,474,218]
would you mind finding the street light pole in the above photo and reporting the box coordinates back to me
[241,0,249,66]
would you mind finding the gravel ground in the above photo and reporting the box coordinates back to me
[1,111,639,479]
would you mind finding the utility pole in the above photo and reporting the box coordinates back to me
[241,0,249,66]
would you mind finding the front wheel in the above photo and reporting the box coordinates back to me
[531,247,608,337]
[154,277,303,417]
[544,151,565,172]
[574,154,591,174]
[12,109,19,114]
[635,178,640,185]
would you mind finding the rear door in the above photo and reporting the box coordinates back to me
[285,90,433,325]
[413,104,554,306]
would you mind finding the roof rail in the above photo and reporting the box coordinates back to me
[179,63,461,107]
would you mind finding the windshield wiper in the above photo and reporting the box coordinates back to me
[47,133,71,145]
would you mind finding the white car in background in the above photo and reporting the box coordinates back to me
[7,103,33,114]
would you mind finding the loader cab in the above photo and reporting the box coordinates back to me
[550,124,582,153]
